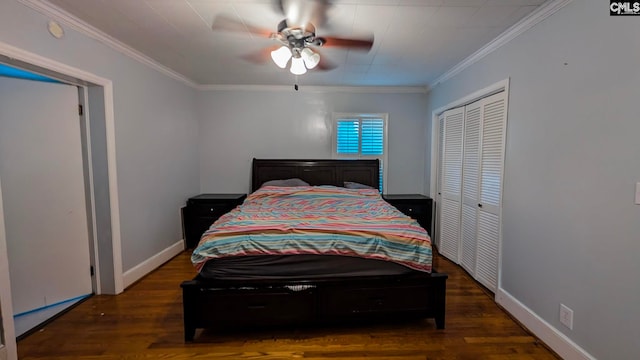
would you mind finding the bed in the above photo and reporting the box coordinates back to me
[181,159,447,341]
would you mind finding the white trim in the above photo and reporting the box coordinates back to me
[496,288,596,360]
[433,79,510,118]
[0,179,17,360]
[1,41,107,86]
[495,80,510,301]
[431,0,573,87]
[198,84,428,93]
[79,86,101,295]
[122,240,185,289]
[0,40,124,295]
[429,117,439,213]
[102,82,124,295]
[16,0,198,89]
[0,344,8,360]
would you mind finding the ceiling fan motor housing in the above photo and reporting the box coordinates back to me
[278,19,319,50]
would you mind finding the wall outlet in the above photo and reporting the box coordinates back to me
[559,303,574,330]
[635,182,640,205]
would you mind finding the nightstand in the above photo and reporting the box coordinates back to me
[383,194,433,236]
[182,193,247,249]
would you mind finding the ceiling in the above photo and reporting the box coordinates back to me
[44,0,547,87]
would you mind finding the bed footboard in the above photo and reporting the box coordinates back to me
[181,271,447,341]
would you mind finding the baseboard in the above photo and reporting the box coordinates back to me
[122,240,184,289]
[496,288,596,360]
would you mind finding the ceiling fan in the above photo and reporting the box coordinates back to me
[211,0,374,76]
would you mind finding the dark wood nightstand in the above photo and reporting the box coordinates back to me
[383,194,433,236]
[182,193,246,249]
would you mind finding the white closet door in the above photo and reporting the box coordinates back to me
[460,100,482,275]
[475,92,507,292]
[438,107,464,262]
[0,78,92,315]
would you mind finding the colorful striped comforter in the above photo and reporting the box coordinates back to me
[191,186,432,273]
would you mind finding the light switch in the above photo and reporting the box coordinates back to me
[636,182,640,205]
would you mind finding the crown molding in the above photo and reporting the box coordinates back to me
[198,84,428,94]
[17,0,199,89]
[431,0,574,87]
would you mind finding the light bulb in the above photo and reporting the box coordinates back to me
[290,56,307,75]
[270,46,292,69]
[301,48,320,69]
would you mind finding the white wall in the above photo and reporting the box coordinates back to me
[197,89,429,194]
[427,0,640,358]
[0,0,200,272]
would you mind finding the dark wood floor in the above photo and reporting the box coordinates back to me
[17,251,560,359]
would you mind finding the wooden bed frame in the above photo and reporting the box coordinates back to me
[181,159,447,341]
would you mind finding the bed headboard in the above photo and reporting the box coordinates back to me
[251,158,379,192]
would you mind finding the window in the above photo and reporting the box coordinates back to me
[332,113,388,193]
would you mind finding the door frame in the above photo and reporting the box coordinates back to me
[0,40,123,359]
[0,177,14,359]
[429,78,509,281]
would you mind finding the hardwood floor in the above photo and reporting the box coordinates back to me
[17,251,560,359]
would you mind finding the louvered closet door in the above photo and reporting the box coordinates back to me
[438,107,464,262]
[460,100,482,276]
[475,92,507,292]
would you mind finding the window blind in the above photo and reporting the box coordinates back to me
[334,115,386,192]
[361,119,384,155]
[336,118,384,156]
[336,119,360,154]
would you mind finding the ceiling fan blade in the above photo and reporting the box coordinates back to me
[312,49,337,71]
[276,0,331,28]
[211,15,274,38]
[319,36,374,51]
[241,45,282,64]
[316,57,337,71]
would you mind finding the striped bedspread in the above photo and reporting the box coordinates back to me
[191,186,432,273]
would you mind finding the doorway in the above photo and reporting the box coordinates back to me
[0,40,122,359]
[0,75,93,337]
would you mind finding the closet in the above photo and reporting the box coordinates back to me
[437,91,507,292]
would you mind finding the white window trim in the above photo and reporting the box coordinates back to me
[332,112,389,194]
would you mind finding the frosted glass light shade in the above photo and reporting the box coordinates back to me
[271,46,292,69]
[290,56,307,75]
[301,48,320,69]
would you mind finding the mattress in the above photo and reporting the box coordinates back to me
[192,185,433,274]
[198,254,415,280]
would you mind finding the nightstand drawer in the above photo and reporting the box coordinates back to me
[383,194,433,235]
[391,204,427,217]
[189,203,236,217]
[183,193,247,248]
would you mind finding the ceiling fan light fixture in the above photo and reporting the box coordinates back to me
[290,56,307,75]
[271,45,292,69]
[301,47,320,69]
